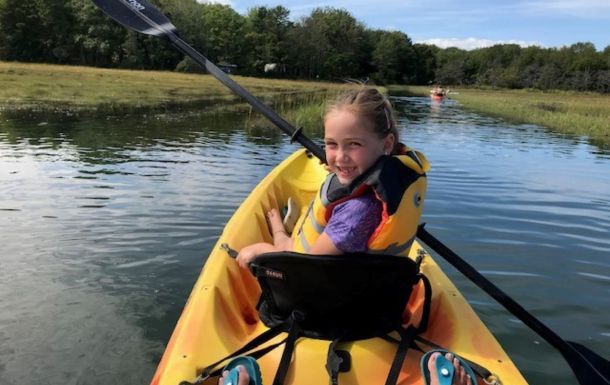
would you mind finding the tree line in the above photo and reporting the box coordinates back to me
[1,0,609,92]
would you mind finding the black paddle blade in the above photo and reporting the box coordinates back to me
[91,0,176,36]
[566,341,610,384]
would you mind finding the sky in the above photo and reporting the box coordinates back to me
[202,0,610,51]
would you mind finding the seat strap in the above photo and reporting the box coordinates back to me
[384,325,419,385]
[379,334,494,381]
[182,319,291,385]
[417,273,432,334]
[272,312,303,385]
[381,272,431,385]
[326,337,351,385]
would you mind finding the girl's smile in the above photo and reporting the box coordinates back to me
[324,109,394,185]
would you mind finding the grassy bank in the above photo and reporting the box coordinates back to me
[392,85,610,148]
[0,61,343,116]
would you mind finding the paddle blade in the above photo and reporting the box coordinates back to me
[91,0,176,36]
[566,341,610,384]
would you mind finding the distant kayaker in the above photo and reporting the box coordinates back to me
[236,86,428,266]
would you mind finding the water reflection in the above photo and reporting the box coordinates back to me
[1,98,609,385]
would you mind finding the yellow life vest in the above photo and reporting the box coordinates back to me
[293,146,429,256]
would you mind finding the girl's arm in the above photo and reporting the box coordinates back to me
[235,208,294,268]
[236,242,278,269]
[309,232,342,255]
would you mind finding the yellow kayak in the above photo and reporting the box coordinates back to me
[150,149,528,385]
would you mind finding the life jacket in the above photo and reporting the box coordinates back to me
[293,144,430,256]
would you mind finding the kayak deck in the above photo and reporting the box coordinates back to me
[151,149,528,385]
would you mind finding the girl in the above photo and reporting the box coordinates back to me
[233,86,473,385]
[236,86,426,267]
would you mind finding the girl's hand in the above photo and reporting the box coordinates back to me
[235,245,259,269]
[235,243,276,269]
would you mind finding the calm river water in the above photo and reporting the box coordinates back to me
[1,96,609,385]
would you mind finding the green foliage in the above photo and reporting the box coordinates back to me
[371,31,415,85]
[0,0,607,92]
[242,6,291,75]
[288,7,370,80]
[0,0,45,61]
[200,4,244,64]
[412,44,438,84]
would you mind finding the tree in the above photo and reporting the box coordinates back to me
[39,0,79,63]
[200,4,244,65]
[70,0,127,67]
[435,47,467,85]
[242,6,291,75]
[371,30,415,84]
[289,7,369,80]
[0,0,45,61]
[412,44,438,85]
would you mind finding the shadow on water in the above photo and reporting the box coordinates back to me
[1,95,609,385]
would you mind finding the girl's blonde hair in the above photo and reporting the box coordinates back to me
[325,86,400,154]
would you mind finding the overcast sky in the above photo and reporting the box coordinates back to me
[203,0,610,51]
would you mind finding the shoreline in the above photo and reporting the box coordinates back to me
[2,61,608,149]
[0,61,341,117]
[390,85,610,149]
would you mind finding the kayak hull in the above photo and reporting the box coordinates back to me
[151,149,528,385]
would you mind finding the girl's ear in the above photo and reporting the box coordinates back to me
[384,133,396,154]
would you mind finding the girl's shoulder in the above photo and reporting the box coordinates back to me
[332,191,381,215]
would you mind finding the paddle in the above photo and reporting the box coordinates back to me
[90,0,325,163]
[91,0,609,383]
[417,224,610,385]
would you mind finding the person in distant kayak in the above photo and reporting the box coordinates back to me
[236,86,429,267]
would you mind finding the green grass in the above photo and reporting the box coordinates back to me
[0,61,344,115]
[391,85,610,148]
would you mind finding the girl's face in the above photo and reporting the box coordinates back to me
[324,109,395,185]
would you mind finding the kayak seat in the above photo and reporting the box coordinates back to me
[252,251,424,340]
[193,251,432,385]
[251,251,431,385]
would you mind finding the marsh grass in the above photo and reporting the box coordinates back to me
[393,85,610,148]
[0,61,343,116]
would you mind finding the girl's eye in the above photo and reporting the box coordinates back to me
[349,142,361,147]
[324,142,337,149]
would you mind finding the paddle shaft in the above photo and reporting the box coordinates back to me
[166,32,326,162]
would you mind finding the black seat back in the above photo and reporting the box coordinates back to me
[251,252,420,340]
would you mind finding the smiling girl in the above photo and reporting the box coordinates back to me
[236,86,429,266]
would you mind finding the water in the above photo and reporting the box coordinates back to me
[1,97,609,385]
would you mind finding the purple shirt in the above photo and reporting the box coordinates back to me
[325,192,382,253]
